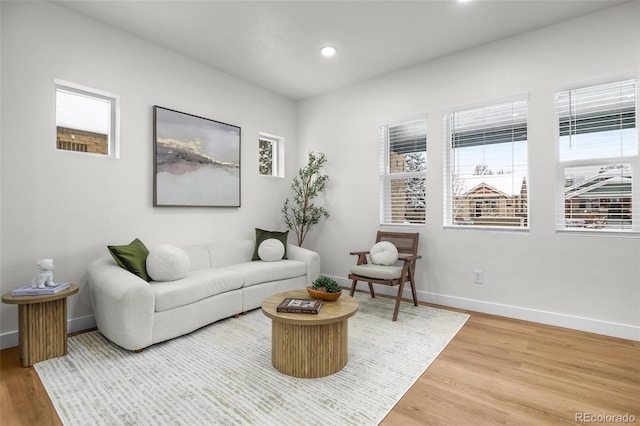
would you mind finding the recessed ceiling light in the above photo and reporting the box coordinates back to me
[458,0,472,3]
[320,46,337,57]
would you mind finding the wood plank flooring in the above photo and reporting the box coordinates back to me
[1,303,638,425]
[381,306,639,426]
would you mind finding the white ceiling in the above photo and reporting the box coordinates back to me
[54,0,629,100]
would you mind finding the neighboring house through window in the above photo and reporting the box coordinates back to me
[556,79,637,234]
[444,97,529,229]
[55,80,119,157]
[380,118,427,225]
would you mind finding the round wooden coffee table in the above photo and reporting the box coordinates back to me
[261,289,358,378]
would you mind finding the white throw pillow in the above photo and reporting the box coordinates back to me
[369,241,399,266]
[146,244,191,282]
[258,238,285,262]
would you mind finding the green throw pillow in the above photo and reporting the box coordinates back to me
[107,238,151,282]
[252,228,288,261]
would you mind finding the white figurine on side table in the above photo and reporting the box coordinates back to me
[32,258,55,288]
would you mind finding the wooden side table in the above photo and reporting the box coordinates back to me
[2,284,79,367]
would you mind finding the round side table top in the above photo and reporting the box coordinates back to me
[262,289,358,325]
[1,284,79,305]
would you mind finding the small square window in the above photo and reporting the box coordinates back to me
[55,80,119,157]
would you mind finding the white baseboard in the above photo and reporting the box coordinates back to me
[329,275,640,342]
[0,315,96,351]
[3,280,638,350]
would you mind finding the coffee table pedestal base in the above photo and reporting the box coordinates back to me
[271,320,348,378]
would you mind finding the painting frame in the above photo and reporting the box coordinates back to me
[153,106,241,207]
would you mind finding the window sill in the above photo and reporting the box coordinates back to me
[443,225,529,234]
[380,223,426,231]
[556,229,640,239]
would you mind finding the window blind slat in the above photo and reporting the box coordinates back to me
[389,120,427,154]
[556,80,637,233]
[380,118,427,225]
[445,98,529,229]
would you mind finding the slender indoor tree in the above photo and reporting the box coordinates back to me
[282,152,330,246]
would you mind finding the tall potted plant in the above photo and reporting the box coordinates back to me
[282,152,329,246]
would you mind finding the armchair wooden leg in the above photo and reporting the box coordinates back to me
[392,281,406,321]
[408,271,418,307]
[368,282,376,298]
[350,279,358,297]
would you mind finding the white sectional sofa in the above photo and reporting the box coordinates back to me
[88,240,320,351]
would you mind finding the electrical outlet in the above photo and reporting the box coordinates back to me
[473,270,483,285]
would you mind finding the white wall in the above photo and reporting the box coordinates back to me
[1,2,638,346]
[0,1,297,345]
[297,3,640,340]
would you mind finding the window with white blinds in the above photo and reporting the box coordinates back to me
[556,80,638,234]
[380,118,427,225]
[444,98,529,229]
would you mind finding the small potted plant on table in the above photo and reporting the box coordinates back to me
[307,276,343,301]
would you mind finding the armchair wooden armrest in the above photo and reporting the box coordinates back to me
[398,254,422,261]
[350,250,370,266]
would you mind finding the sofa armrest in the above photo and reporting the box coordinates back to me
[88,257,155,351]
[286,244,321,285]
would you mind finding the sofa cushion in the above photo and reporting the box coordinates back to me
[179,244,211,271]
[147,244,191,281]
[107,238,151,282]
[151,268,243,312]
[258,238,285,262]
[207,241,254,268]
[252,228,288,261]
[223,260,306,287]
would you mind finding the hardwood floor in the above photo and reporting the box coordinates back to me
[381,306,639,426]
[1,304,638,425]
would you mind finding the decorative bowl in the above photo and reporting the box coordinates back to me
[306,286,342,301]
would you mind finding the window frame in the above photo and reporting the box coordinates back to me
[55,79,119,158]
[555,79,639,237]
[258,132,285,178]
[443,95,530,232]
[379,117,427,227]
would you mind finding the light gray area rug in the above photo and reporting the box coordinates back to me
[35,292,469,426]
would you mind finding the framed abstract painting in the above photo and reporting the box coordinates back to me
[153,106,241,207]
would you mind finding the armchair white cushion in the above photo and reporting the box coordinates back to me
[369,241,399,265]
[349,264,403,280]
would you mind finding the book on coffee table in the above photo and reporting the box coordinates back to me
[277,298,323,314]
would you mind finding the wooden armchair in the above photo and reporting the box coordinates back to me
[348,231,421,321]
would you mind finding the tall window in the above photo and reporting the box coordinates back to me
[556,80,637,233]
[55,80,119,157]
[380,118,427,225]
[258,133,284,177]
[444,97,529,228]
